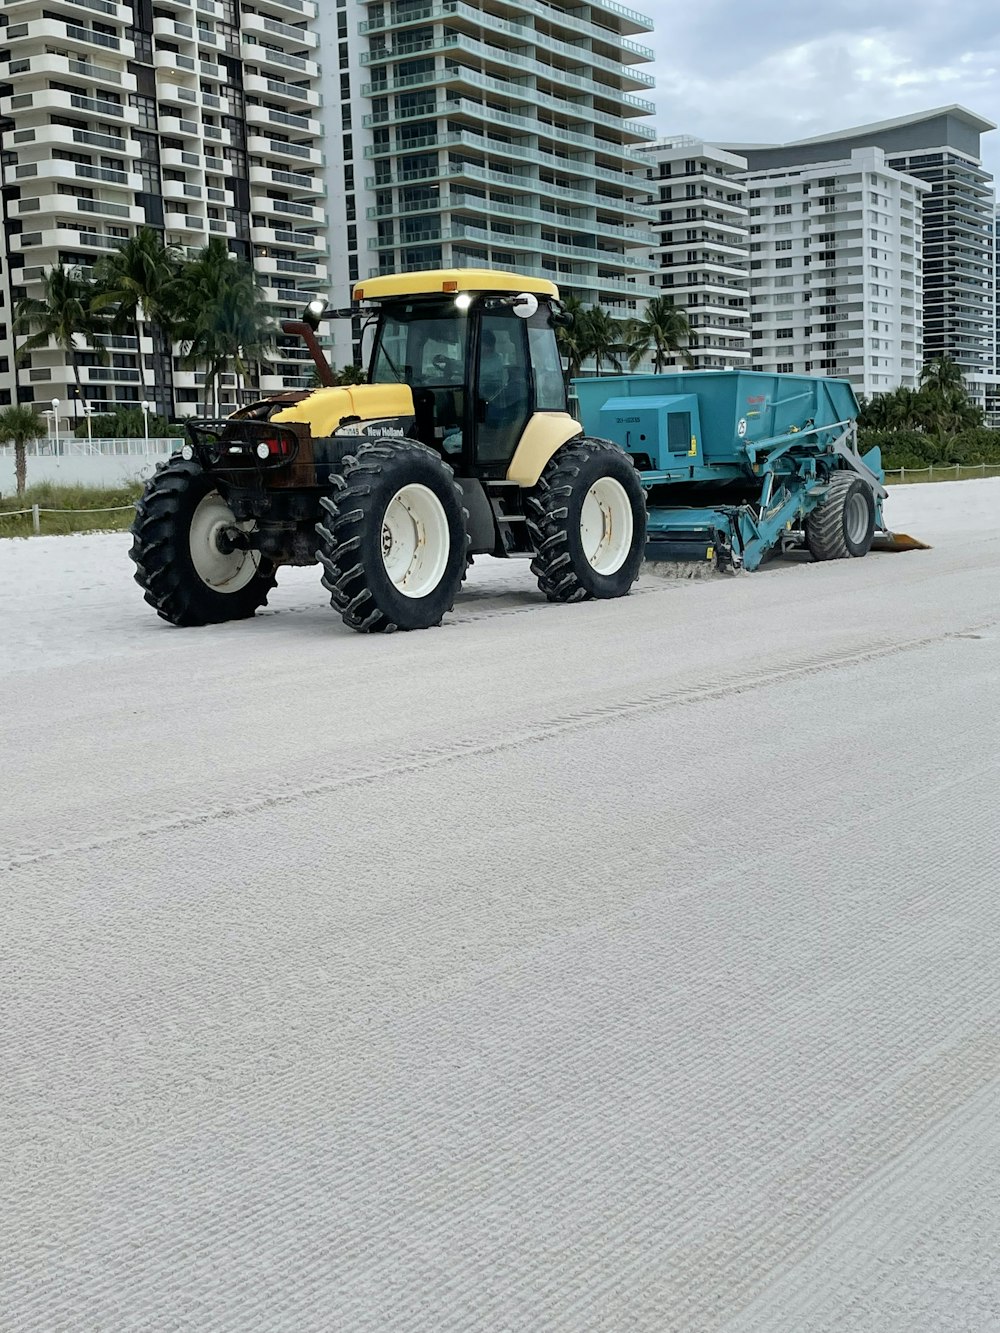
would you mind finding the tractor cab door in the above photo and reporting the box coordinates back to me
[472,310,533,474]
[369,299,468,453]
[471,305,569,476]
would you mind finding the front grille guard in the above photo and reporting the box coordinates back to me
[185,418,301,471]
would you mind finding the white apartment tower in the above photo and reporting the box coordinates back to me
[319,0,660,367]
[743,148,927,396]
[0,0,327,420]
[635,137,750,370]
[729,108,996,395]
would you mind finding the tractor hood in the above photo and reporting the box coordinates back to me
[271,384,415,437]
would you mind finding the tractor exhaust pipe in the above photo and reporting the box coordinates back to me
[281,319,336,388]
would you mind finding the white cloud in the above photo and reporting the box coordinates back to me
[646,2,1000,175]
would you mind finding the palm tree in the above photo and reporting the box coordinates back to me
[555,294,590,388]
[857,392,890,431]
[624,297,694,372]
[919,355,965,397]
[884,386,926,431]
[931,384,983,435]
[176,240,275,414]
[0,404,46,496]
[13,265,109,402]
[585,306,623,376]
[92,226,181,407]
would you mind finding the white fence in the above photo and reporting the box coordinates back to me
[0,436,182,491]
[885,463,1000,483]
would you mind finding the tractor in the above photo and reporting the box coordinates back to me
[130,268,647,633]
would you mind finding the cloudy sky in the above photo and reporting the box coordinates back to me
[649,1,1000,175]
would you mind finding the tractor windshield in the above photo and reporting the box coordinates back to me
[370,299,468,452]
[370,300,468,389]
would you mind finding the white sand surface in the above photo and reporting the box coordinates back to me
[1,480,998,1331]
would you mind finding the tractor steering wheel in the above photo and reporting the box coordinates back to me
[431,354,460,378]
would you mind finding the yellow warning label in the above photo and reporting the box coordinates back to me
[689,436,698,455]
[706,546,715,560]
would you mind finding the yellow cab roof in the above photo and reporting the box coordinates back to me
[353,268,559,302]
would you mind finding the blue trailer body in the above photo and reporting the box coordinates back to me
[573,369,887,571]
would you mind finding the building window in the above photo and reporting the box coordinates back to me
[130,95,157,130]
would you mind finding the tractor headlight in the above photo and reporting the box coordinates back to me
[454,293,473,312]
[304,297,328,329]
[256,442,271,460]
[181,444,194,461]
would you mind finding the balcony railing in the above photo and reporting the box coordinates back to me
[65,22,121,49]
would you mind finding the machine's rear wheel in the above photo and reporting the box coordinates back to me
[806,472,875,561]
[526,437,646,602]
[316,438,469,632]
[130,458,276,625]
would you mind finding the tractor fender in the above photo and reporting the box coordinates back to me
[505,412,584,487]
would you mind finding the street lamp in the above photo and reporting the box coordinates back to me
[51,398,60,451]
[83,402,93,447]
[141,400,152,450]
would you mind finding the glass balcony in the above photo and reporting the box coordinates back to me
[361,32,655,114]
[364,118,644,163]
[361,0,654,53]
[359,2,654,89]
[366,146,643,194]
[372,220,652,270]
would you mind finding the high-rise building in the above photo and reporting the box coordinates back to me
[0,0,327,421]
[741,147,927,396]
[727,107,997,395]
[320,0,660,368]
[634,137,750,370]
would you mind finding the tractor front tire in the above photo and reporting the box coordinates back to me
[316,438,469,633]
[806,472,875,561]
[526,437,646,603]
[130,457,276,626]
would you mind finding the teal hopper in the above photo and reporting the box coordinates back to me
[573,369,927,570]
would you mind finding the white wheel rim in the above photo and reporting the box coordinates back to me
[380,483,451,598]
[580,476,633,575]
[845,490,869,544]
[188,491,261,592]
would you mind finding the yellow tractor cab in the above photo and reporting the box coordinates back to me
[130,269,647,633]
[350,269,577,484]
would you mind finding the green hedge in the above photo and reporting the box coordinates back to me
[860,427,1000,470]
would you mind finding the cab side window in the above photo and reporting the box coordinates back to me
[476,312,531,465]
[527,318,566,411]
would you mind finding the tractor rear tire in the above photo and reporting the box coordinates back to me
[526,437,646,603]
[806,472,875,561]
[130,457,276,626]
[316,438,469,633]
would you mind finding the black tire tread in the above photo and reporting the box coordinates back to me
[130,457,276,626]
[806,471,872,562]
[315,438,469,633]
[525,437,645,603]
